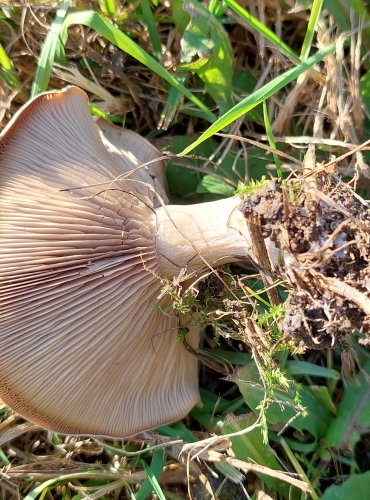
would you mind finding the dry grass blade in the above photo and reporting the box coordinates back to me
[0,423,40,447]
[190,449,312,494]
[323,138,370,168]
[225,456,311,493]
[52,63,128,114]
[0,415,21,433]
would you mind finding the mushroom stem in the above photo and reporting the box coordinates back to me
[154,197,252,277]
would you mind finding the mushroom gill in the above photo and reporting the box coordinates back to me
[0,86,251,438]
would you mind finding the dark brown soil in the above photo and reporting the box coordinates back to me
[242,172,370,350]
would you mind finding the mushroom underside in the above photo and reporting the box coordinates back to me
[0,87,199,438]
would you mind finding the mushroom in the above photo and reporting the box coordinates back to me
[0,86,252,438]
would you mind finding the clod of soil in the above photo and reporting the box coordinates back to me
[242,172,370,350]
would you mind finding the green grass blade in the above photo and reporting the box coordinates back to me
[141,464,166,500]
[300,0,324,60]
[137,450,166,500]
[180,44,335,156]
[280,438,319,500]
[0,41,20,88]
[262,100,283,179]
[0,447,10,466]
[158,84,183,130]
[31,0,71,97]
[215,0,228,18]
[208,0,218,14]
[157,421,198,442]
[23,472,126,500]
[225,0,301,64]
[88,103,122,123]
[0,42,14,72]
[140,0,162,59]
[59,10,216,122]
[97,0,118,17]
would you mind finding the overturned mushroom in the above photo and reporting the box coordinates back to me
[0,86,253,438]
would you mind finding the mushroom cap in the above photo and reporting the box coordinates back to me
[97,118,168,205]
[0,86,199,438]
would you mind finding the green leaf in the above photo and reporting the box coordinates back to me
[190,390,247,429]
[58,10,216,121]
[208,0,218,15]
[222,413,291,495]
[323,359,370,451]
[223,413,281,470]
[180,44,336,155]
[309,385,337,415]
[165,136,212,198]
[166,162,201,198]
[196,175,235,196]
[280,438,320,500]
[166,133,271,200]
[321,471,370,499]
[270,432,318,453]
[235,362,334,442]
[202,348,252,366]
[175,0,234,113]
[157,421,198,442]
[198,388,242,414]
[171,0,190,33]
[323,0,349,32]
[323,0,370,52]
[286,360,340,380]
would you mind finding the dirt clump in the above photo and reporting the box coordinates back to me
[242,173,370,350]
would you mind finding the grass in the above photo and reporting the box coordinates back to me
[0,0,370,499]
[179,43,336,155]
[30,0,71,98]
[224,0,302,64]
[299,0,324,60]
